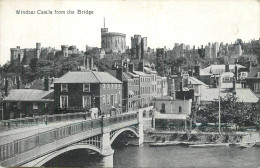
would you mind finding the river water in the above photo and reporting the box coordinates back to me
[44,144,260,167]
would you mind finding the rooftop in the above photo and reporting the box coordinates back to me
[203,64,246,74]
[200,88,259,103]
[189,77,208,86]
[54,71,122,84]
[4,89,54,102]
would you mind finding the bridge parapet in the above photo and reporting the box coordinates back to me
[0,112,140,167]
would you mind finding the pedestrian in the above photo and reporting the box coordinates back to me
[44,114,47,125]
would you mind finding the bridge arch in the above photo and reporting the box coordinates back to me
[29,144,102,167]
[110,127,139,145]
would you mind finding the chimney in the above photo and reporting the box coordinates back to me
[194,64,200,79]
[44,76,50,91]
[235,63,238,81]
[129,63,134,73]
[138,61,144,72]
[125,61,129,73]
[16,76,20,89]
[180,79,183,92]
[86,57,90,70]
[247,60,251,72]
[170,65,175,75]
[83,56,86,69]
[4,77,8,97]
[233,76,236,93]
[116,67,123,81]
[225,62,229,72]
[90,57,94,70]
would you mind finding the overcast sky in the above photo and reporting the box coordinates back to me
[0,0,259,65]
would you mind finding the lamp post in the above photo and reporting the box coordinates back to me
[218,73,221,133]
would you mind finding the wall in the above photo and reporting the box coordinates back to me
[154,99,192,115]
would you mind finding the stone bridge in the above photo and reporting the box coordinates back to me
[0,111,144,167]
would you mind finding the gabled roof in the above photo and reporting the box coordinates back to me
[201,88,259,103]
[4,89,54,102]
[144,67,157,74]
[189,77,208,86]
[247,67,260,78]
[200,69,212,76]
[203,64,246,74]
[54,71,122,84]
[133,71,150,76]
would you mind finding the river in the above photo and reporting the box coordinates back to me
[44,144,260,167]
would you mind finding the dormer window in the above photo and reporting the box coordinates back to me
[83,84,90,92]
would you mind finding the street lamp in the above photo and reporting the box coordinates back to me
[218,73,221,133]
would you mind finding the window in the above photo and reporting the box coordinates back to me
[107,95,110,105]
[102,84,106,89]
[115,84,117,89]
[111,95,114,106]
[258,72,260,78]
[115,94,117,104]
[60,95,68,108]
[17,102,21,109]
[179,106,182,113]
[45,103,49,108]
[33,103,38,110]
[118,84,120,88]
[83,84,90,92]
[61,84,68,92]
[107,84,110,90]
[83,96,91,108]
[103,95,106,105]
[111,84,114,89]
[240,72,248,78]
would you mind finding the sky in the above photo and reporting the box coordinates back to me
[0,0,259,65]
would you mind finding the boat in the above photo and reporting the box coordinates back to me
[189,143,229,148]
[238,143,255,148]
[149,141,181,147]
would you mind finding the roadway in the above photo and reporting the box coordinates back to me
[0,119,86,146]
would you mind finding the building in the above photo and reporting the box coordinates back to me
[153,96,192,131]
[156,47,167,61]
[133,62,152,108]
[101,20,126,54]
[131,35,147,60]
[241,66,260,96]
[203,64,246,75]
[53,71,122,116]
[3,78,54,119]
[144,65,158,98]
[109,61,140,113]
[10,43,42,65]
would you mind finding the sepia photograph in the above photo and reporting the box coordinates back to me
[0,0,260,167]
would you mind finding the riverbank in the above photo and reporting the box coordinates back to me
[144,130,260,144]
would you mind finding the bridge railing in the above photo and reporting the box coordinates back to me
[0,112,90,131]
[0,113,138,162]
[103,113,138,127]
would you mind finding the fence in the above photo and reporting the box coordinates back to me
[0,112,90,131]
[0,112,138,162]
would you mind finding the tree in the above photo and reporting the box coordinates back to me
[196,94,257,128]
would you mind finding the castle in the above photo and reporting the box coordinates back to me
[101,19,126,54]
[10,43,83,65]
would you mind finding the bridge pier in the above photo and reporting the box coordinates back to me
[100,132,114,156]
[101,154,113,167]
[137,110,144,145]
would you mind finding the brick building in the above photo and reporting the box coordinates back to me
[53,71,122,115]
